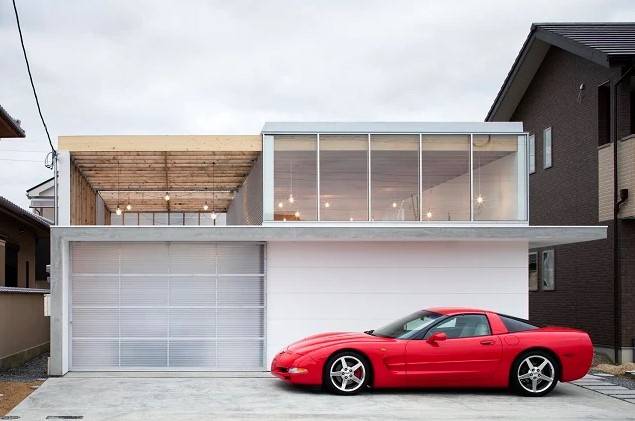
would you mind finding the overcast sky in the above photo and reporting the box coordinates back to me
[1,0,634,210]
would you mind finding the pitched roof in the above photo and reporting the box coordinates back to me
[0,196,51,230]
[486,23,635,122]
[0,103,26,138]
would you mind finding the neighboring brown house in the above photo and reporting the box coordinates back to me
[0,196,50,289]
[0,103,26,139]
[0,197,50,370]
[487,23,635,363]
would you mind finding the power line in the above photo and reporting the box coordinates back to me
[12,0,56,169]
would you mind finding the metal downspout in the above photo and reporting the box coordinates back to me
[612,65,633,365]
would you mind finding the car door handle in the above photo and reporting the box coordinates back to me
[480,340,496,345]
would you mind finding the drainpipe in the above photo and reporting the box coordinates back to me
[612,66,633,365]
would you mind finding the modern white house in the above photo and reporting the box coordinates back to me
[49,122,605,375]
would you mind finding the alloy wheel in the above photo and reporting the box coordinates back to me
[329,355,366,393]
[517,354,556,394]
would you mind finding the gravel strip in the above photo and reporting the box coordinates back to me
[0,353,48,382]
[589,370,635,390]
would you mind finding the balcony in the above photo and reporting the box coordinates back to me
[598,134,635,221]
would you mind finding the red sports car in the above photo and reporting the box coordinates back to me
[271,308,593,396]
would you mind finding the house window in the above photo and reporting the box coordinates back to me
[528,134,535,174]
[542,249,555,290]
[543,127,552,169]
[528,252,537,291]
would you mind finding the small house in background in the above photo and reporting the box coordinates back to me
[27,177,56,224]
[48,122,605,375]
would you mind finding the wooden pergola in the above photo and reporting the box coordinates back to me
[59,135,262,223]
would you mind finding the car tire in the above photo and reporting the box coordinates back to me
[323,351,370,395]
[510,350,559,397]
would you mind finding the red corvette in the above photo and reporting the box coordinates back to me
[271,308,593,396]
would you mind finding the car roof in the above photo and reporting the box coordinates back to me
[427,307,490,315]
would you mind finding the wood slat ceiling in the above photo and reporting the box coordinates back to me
[71,151,260,213]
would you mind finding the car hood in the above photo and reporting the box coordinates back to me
[286,331,394,355]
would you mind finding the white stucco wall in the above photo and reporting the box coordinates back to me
[266,240,528,365]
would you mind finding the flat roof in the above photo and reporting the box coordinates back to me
[51,224,605,249]
[262,121,524,134]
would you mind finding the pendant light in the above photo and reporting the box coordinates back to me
[288,159,295,204]
[126,188,132,211]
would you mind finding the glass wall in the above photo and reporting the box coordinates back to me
[371,135,419,221]
[473,134,525,221]
[269,131,527,223]
[320,135,368,221]
[273,135,317,221]
[421,135,470,221]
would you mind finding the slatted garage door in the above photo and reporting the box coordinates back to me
[70,242,265,371]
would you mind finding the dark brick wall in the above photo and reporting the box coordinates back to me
[510,46,634,348]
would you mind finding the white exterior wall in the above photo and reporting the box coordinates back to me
[266,240,528,365]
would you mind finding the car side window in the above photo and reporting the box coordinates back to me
[425,314,491,339]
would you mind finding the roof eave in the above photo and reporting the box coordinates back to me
[0,105,26,138]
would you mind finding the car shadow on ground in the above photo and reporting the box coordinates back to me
[271,380,573,398]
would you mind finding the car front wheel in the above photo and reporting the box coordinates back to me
[323,351,370,395]
[511,351,559,397]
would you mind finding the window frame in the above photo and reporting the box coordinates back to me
[528,251,538,291]
[528,134,536,174]
[423,313,492,339]
[541,249,555,291]
[543,127,552,169]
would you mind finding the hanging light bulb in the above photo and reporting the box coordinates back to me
[211,211,217,220]
[294,210,300,219]
[278,202,284,209]
[392,202,397,208]
[283,217,287,222]
[476,194,484,205]
[288,193,295,204]
[349,217,354,222]
[126,203,132,211]
[426,210,433,219]
[164,192,170,201]
[324,202,330,208]
[116,206,122,216]
[203,202,209,211]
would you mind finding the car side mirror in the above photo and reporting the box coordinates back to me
[426,332,447,344]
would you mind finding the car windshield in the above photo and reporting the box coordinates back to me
[371,310,443,339]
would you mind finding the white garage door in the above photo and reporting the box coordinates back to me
[70,242,265,371]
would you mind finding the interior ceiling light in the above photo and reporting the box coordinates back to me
[392,202,397,208]
[115,206,122,216]
[278,202,284,209]
[116,159,122,215]
[324,201,330,208]
[211,211,217,220]
[294,210,300,218]
[476,194,484,205]
[288,193,295,204]
[164,192,170,201]
[349,217,354,222]
[288,159,295,204]
[203,203,209,211]
[210,162,217,220]
[426,209,433,219]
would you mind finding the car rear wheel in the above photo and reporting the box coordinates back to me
[511,351,559,397]
[323,351,369,395]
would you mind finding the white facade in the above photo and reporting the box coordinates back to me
[266,241,527,365]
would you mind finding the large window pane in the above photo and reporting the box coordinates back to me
[154,213,168,226]
[274,135,317,221]
[320,135,368,221]
[421,135,470,221]
[473,134,522,221]
[139,213,153,225]
[371,135,419,221]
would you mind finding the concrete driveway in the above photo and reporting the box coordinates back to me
[7,373,635,420]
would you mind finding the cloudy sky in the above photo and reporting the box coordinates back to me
[1,0,634,210]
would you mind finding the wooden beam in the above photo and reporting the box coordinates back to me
[59,135,263,152]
